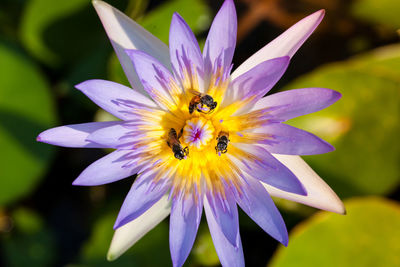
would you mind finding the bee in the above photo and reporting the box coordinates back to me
[215,131,230,155]
[167,128,189,160]
[188,90,217,114]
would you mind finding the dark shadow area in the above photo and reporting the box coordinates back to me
[0,108,52,161]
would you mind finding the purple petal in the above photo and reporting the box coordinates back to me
[72,150,143,186]
[232,10,325,79]
[255,123,334,155]
[76,79,158,120]
[203,0,237,74]
[86,122,144,149]
[125,50,180,110]
[204,196,244,267]
[236,176,288,246]
[230,144,306,195]
[114,170,170,229]
[37,121,120,148]
[169,13,204,92]
[225,57,290,108]
[170,195,203,267]
[93,0,170,97]
[206,190,239,247]
[253,88,341,120]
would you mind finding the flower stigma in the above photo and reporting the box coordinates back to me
[182,117,214,150]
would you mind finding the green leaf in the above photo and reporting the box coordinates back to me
[2,208,56,267]
[80,210,170,267]
[94,108,118,123]
[192,224,220,266]
[283,44,400,198]
[270,197,400,267]
[351,0,400,29]
[19,0,89,65]
[0,42,57,205]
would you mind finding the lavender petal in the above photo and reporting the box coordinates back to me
[204,196,244,267]
[37,121,120,148]
[76,79,158,120]
[230,144,307,196]
[169,12,204,92]
[170,195,203,267]
[253,88,341,121]
[114,170,170,229]
[72,150,143,186]
[125,49,180,110]
[226,56,289,109]
[206,190,239,247]
[255,123,334,155]
[236,176,288,246]
[203,0,237,75]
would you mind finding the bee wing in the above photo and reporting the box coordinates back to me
[187,88,201,96]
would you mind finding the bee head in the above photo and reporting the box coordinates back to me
[209,101,217,110]
[174,150,186,160]
[202,95,217,108]
[216,141,228,153]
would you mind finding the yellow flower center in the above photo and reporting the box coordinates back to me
[135,67,270,197]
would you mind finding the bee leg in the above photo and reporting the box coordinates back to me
[205,108,215,114]
[183,146,189,156]
[178,128,183,139]
[196,103,207,113]
[222,148,227,154]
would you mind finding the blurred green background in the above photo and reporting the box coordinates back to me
[0,0,399,266]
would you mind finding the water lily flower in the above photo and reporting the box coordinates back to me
[37,0,345,266]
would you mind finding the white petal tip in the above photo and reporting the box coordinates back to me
[309,9,325,23]
[106,252,118,261]
[331,201,346,215]
[92,0,104,8]
[35,129,56,145]
[107,195,171,260]
[71,179,82,186]
[266,155,346,215]
[232,9,326,79]
[71,175,95,186]
[316,9,325,16]
[74,80,90,91]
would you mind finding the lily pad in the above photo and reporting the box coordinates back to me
[270,197,400,267]
[20,0,89,66]
[0,42,57,205]
[2,208,56,267]
[283,44,400,198]
[191,224,219,266]
[351,0,400,29]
